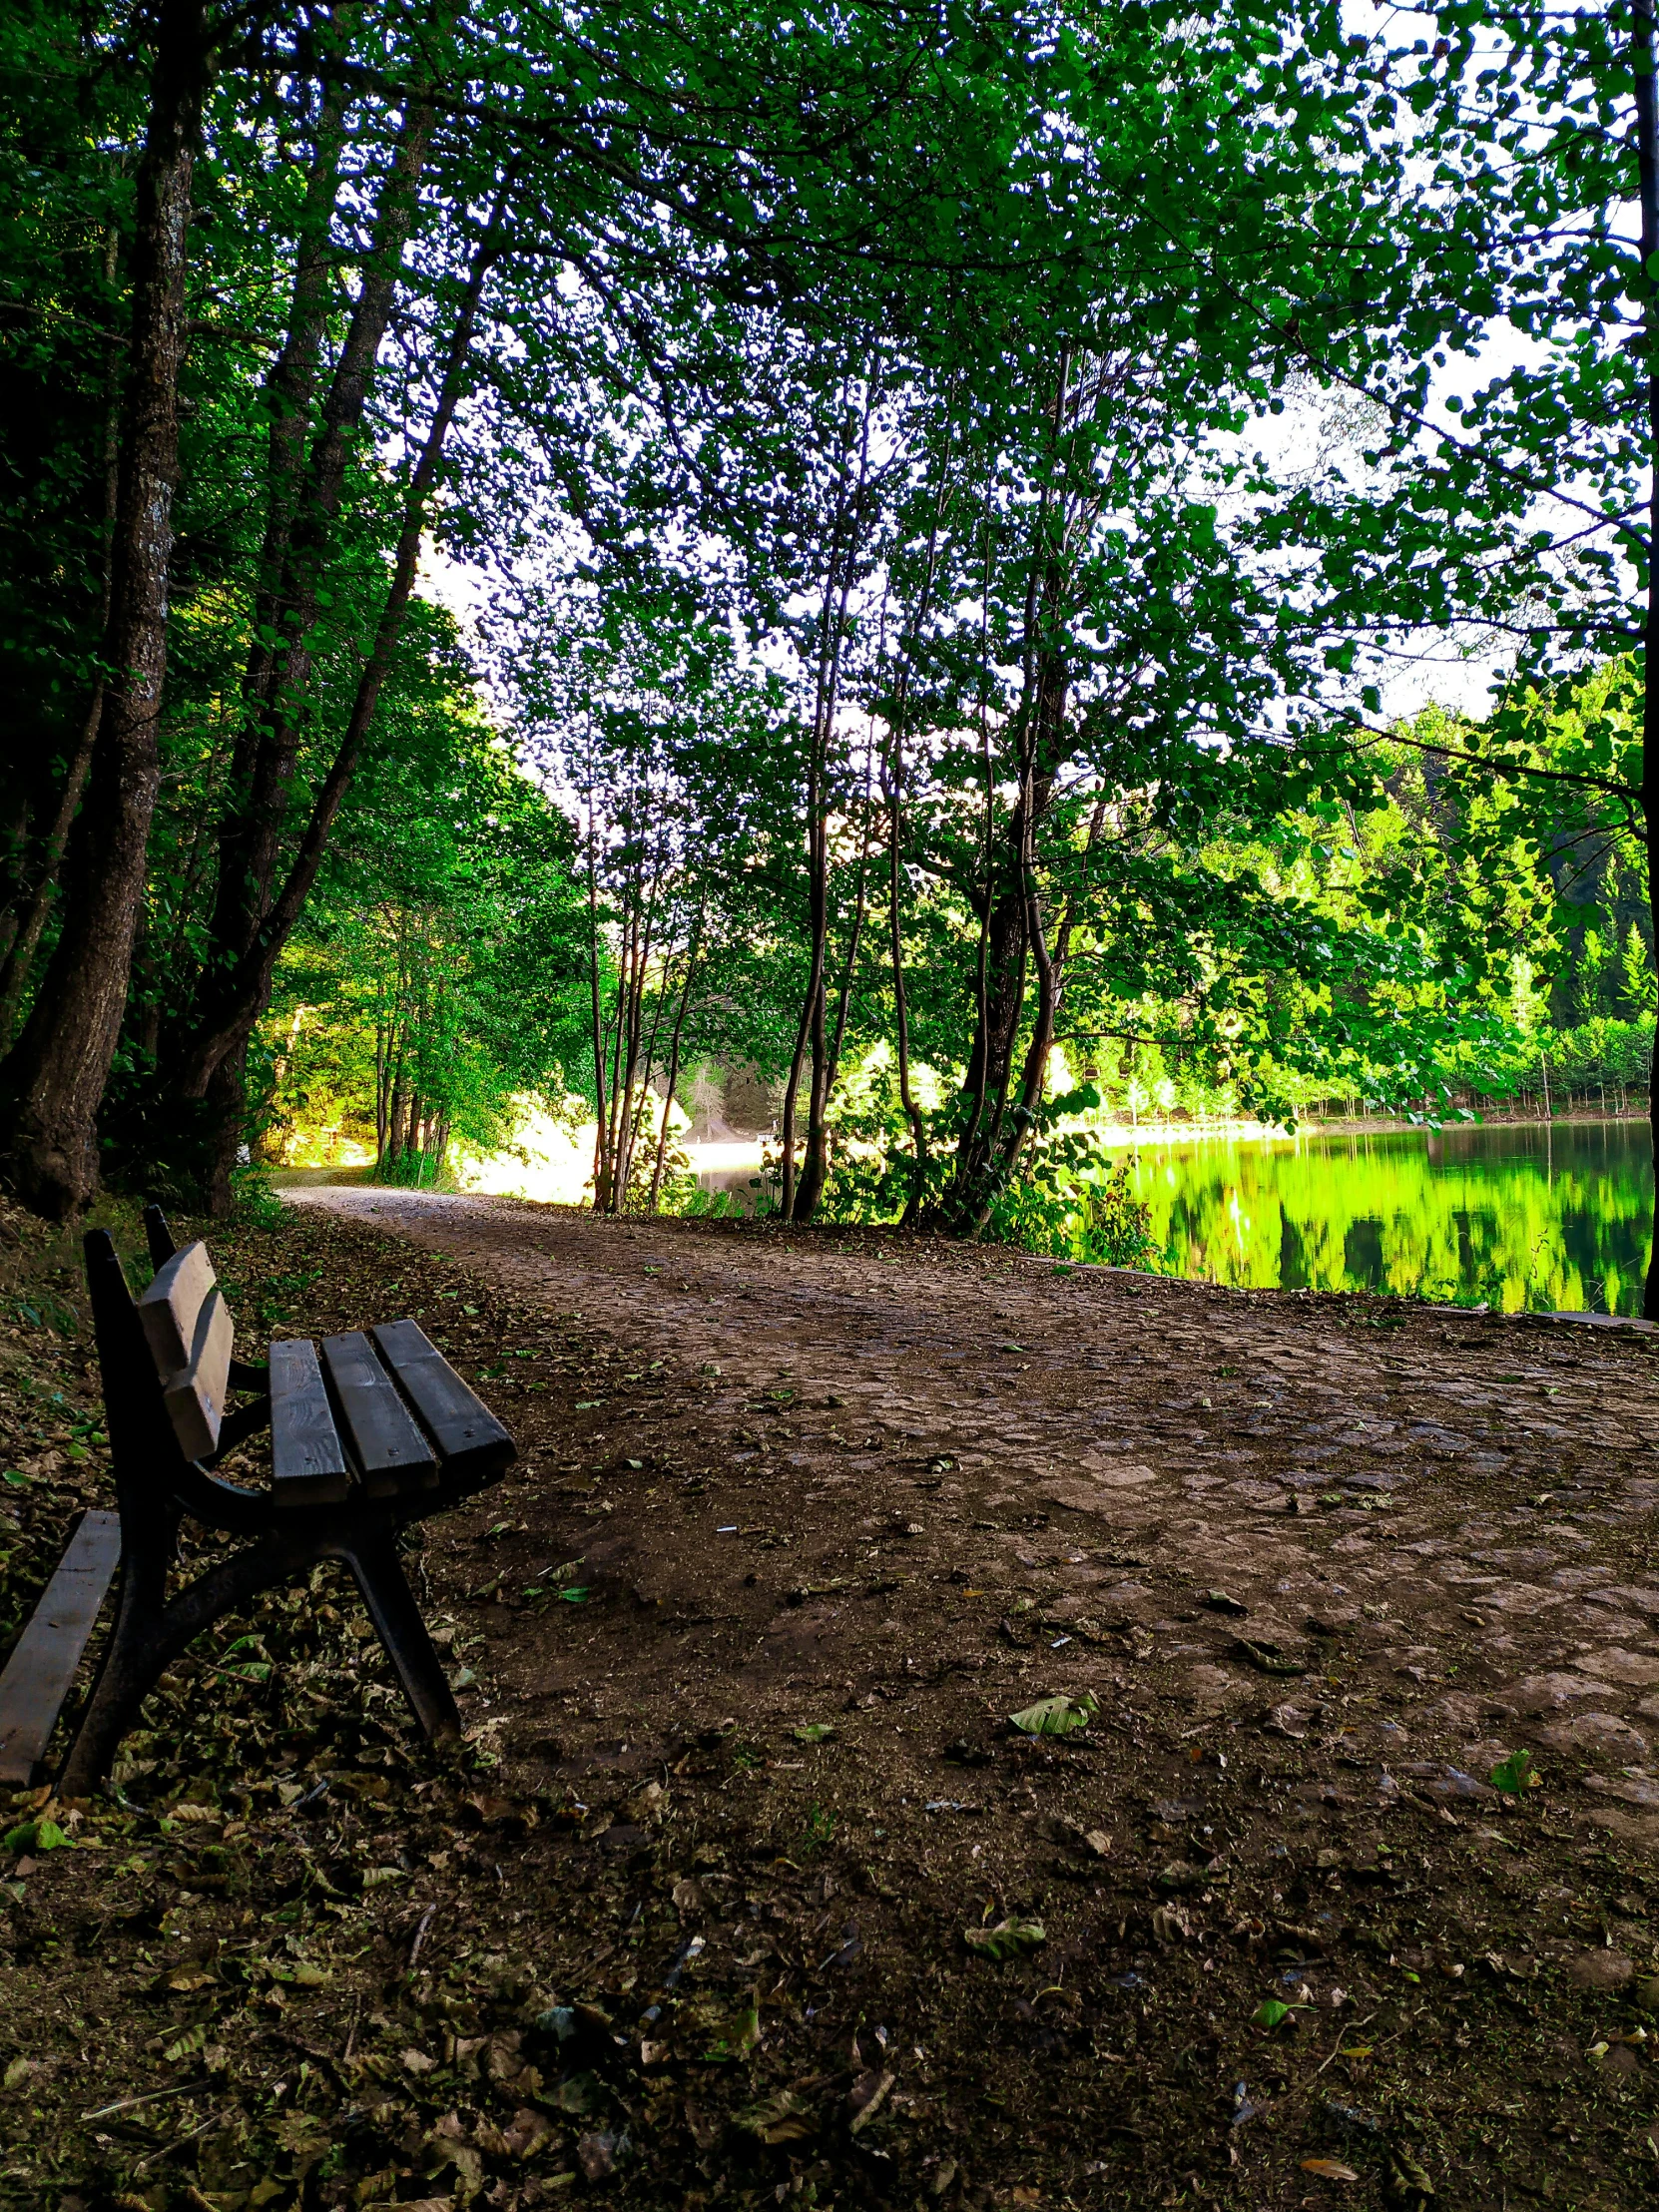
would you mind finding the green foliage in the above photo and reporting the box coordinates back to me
[262,658,590,1179]
[228,1163,285,1233]
[4,0,1657,1259]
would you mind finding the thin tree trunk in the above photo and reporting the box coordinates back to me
[602,900,632,1210]
[880,418,953,1227]
[951,360,1073,1236]
[615,850,665,1205]
[824,784,873,1099]
[161,185,512,1211]
[374,1005,390,1158]
[797,375,874,1223]
[957,566,999,1165]
[650,909,703,1212]
[0,686,104,1054]
[1641,0,1659,1317]
[888,750,927,1227]
[206,82,350,972]
[207,96,432,982]
[585,769,610,1211]
[0,226,123,1050]
[622,909,675,1204]
[0,0,209,1216]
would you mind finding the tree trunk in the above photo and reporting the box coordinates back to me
[0,0,208,1217]
[0,225,123,1051]
[1638,0,1659,1319]
[205,85,351,980]
[160,188,510,1208]
[650,911,703,1212]
[386,1065,409,1165]
[586,781,612,1212]
[0,684,104,1054]
[205,97,431,992]
[887,748,927,1226]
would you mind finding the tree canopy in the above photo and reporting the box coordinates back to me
[3,0,1658,1297]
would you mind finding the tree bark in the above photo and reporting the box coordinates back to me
[1637,0,1659,1319]
[650,909,703,1212]
[206,96,431,988]
[205,83,352,984]
[887,745,927,1226]
[585,768,612,1210]
[0,0,209,1217]
[162,185,510,1209]
[0,226,124,1050]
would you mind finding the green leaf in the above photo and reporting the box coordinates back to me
[1489,1749,1537,1795]
[3,1818,69,1854]
[963,1917,1046,1960]
[704,1997,762,2060]
[1008,1692,1099,1738]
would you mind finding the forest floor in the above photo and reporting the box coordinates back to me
[3,1192,1659,2211]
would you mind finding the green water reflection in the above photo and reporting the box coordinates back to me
[1116,1120,1656,1316]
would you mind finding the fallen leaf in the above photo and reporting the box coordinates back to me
[737,2088,818,2144]
[1234,1638,1306,1677]
[501,2107,553,2159]
[847,2067,895,2135]
[576,2130,615,2180]
[1009,1692,1098,1738]
[1301,2159,1360,2181]
[704,1998,761,2061]
[1488,1750,1538,1796]
[964,1918,1046,1961]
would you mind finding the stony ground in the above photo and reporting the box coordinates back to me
[3,1191,1659,2211]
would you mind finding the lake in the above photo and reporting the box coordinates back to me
[1114,1118,1655,1317]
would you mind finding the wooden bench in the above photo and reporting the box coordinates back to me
[0,1204,514,1792]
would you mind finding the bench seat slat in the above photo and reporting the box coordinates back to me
[270,1340,353,1505]
[371,1320,514,1482]
[322,1332,438,1498]
[0,1509,122,1784]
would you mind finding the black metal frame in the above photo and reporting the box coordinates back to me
[61,1205,499,1793]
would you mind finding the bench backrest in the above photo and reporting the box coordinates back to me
[136,1240,234,1461]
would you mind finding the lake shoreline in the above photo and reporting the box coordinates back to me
[1094,1104,1653,1145]
[1120,1112,1653,1320]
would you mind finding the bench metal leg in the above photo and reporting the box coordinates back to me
[58,1531,293,1797]
[334,1532,461,1745]
[61,1517,461,1791]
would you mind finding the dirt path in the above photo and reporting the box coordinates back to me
[293,1186,1659,1790]
[276,1189,1659,2206]
[10,1191,1659,2210]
